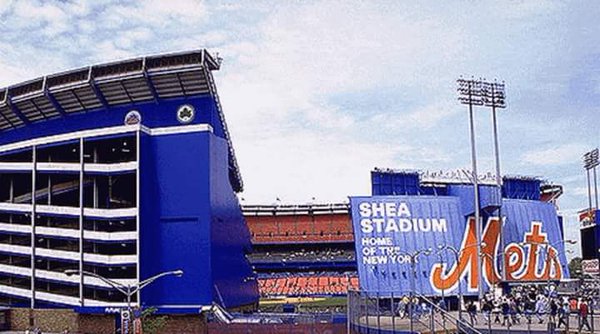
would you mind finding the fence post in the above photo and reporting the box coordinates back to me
[408,290,415,333]
[364,291,370,334]
[391,292,396,333]
[591,305,595,333]
[430,302,435,334]
[376,291,381,332]
[347,290,352,334]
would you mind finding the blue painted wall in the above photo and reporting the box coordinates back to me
[139,131,213,307]
[139,130,258,310]
[208,135,258,308]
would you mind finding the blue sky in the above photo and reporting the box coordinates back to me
[0,0,598,256]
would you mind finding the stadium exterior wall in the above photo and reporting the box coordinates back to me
[0,50,258,314]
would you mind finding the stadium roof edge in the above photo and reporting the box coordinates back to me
[0,49,243,192]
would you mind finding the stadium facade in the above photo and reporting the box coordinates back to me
[243,169,567,300]
[351,169,568,296]
[0,50,257,314]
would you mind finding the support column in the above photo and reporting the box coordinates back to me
[30,146,36,310]
[79,138,85,306]
[135,129,141,306]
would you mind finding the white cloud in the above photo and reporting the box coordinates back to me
[521,144,588,166]
[0,0,596,217]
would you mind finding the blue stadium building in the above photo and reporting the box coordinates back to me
[0,50,258,314]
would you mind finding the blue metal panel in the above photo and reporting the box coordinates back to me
[209,134,258,308]
[502,177,541,200]
[351,195,569,297]
[446,184,501,216]
[139,131,213,307]
[350,196,466,296]
[371,171,420,196]
[501,199,570,280]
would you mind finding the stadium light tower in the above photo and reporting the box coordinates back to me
[482,80,506,283]
[457,77,507,300]
[457,77,485,301]
[583,148,599,211]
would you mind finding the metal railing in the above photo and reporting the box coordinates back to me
[347,289,484,334]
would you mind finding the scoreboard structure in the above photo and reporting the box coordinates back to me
[0,50,257,314]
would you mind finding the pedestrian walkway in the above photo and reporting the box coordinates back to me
[356,311,600,333]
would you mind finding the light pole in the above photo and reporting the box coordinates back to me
[65,269,183,329]
[398,248,432,334]
[483,80,507,284]
[457,78,484,301]
[458,77,508,300]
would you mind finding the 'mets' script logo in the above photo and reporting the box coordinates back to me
[430,219,564,292]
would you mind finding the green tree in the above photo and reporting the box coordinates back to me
[569,257,582,278]
[140,307,168,334]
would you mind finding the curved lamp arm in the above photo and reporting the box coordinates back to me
[132,270,184,295]
[64,269,128,295]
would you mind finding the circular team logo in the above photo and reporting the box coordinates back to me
[177,104,195,124]
[124,110,141,125]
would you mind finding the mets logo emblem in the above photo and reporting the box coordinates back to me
[177,104,195,124]
[124,110,141,125]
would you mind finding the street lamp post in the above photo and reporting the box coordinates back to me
[65,269,183,331]
[398,248,432,334]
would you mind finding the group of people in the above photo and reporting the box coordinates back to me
[464,286,594,331]
[392,284,597,332]
[395,296,437,320]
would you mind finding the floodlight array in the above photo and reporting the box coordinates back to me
[584,148,599,170]
[457,78,506,108]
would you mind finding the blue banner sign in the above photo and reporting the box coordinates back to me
[350,196,569,296]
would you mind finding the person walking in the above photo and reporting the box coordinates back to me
[510,297,521,325]
[534,296,545,324]
[579,299,592,332]
[501,297,511,327]
[467,301,478,325]
[482,299,492,324]
[396,297,407,319]
[557,301,569,329]
[549,298,558,325]
[493,298,502,324]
